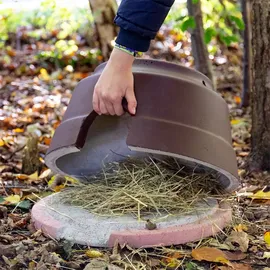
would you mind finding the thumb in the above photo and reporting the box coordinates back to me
[125,87,137,115]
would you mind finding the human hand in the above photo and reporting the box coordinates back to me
[93,48,137,116]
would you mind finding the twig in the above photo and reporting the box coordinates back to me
[124,254,137,270]
[8,144,26,159]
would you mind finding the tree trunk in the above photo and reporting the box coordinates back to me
[250,0,270,171]
[241,0,252,107]
[187,0,214,85]
[89,0,118,60]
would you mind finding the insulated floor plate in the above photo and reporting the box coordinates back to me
[31,193,232,248]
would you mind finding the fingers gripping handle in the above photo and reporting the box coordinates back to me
[122,98,134,115]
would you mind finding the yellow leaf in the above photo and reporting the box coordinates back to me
[4,194,21,204]
[215,256,231,264]
[85,250,103,258]
[28,261,36,270]
[48,175,56,186]
[230,119,242,125]
[264,231,270,246]
[0,139,5,147]
[13,128,24,133]
[39,68,50,81]
[28,171,39,180]
[54,184,66,192]
[191,247,230,265]
[48,175,67,192]
[250,190,270,200]
[234,224,248,232]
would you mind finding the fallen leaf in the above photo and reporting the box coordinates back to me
[6,46,16,57]
[28,171,39,181]
[0,234,14,243]
[17,200,32,210]
[54,184,66,192]
[43,137,51,145]
[263,252,270,259]
[2,255,18,267]
[16,174,29,180]
[0,139,5,147]
[13,128,24,133]
[249,245,258,253]
[0,165,10,173]
[48,174,66,191]
[0,206,8,218]
[28,261,36,270]
[161,257,181,268]
[31,229,43,238]
[234,96,241,104]
[85,249,103,258]
[14,215,29,228]
[169,251,185,259]
[39,169,53,180]
[147,258,161,267]
[185,261,205,270]
[238,152,249,157]
[0,243,17,257]
[0,195,5,204]
[4,195,21,204]
[231,119,242,125]
[225,231,249,252]
[25,191,53,201]
[191,247,230,265]
[12,188,23,196]
[39,68,50,81]
[264,231,270,246]
[84,260,122,270]
[250,189,270,200]
[223,250,246,261]
[110,240,121,261]
[56,239,74,260]
[234,224,248,232]
[253,199,270,205]
[215,263,252,270]
[208,238,232,250]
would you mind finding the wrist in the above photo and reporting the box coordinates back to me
[108,48,134,70]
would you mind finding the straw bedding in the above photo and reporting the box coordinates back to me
[60,157,221,219]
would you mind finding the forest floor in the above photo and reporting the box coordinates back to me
[0,25,270,270]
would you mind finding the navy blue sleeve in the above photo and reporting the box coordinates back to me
[114,0,175,52]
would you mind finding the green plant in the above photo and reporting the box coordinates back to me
[165,0,244,47]
[0,0,93,48]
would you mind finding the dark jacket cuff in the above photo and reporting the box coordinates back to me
[115,28,151,52]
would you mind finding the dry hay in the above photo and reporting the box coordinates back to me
[60,157,223,219]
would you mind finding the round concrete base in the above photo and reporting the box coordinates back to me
[31,193,232,248]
